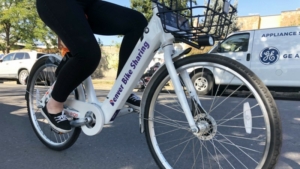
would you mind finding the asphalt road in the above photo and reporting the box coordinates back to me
[0,84,299,169]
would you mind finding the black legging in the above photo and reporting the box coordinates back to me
[36,0,147,102]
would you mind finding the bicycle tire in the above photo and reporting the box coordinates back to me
[26,56,81,151]
[143,54,282,169]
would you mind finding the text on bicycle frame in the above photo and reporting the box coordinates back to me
[110,41,150,106]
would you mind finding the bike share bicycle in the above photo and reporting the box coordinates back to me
[25,0,282,168]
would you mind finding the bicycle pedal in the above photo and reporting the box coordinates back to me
[124,105,140,113]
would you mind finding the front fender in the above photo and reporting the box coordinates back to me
[39,54,63,63]
[140,63,167,133]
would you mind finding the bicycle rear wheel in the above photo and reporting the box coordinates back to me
[26,56,81,151]
[143,54,282,169]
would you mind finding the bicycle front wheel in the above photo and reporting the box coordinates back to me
[143,54,282,169]
[26,56,82,151]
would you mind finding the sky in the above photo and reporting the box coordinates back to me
[97,0,300,45]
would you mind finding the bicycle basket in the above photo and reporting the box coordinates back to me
[152,0,237,48]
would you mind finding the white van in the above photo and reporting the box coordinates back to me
[190,26,300,95]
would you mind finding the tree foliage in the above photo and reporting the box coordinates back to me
[0,0,56,53]
[130,0,153,21]
[186,0,239,56]
[130,0,196,21]
[204,0,240,38]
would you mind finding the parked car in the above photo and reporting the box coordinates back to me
[189,26,300,95]
[0,51,46,85]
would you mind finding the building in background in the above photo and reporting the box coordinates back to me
[237,8,300,30]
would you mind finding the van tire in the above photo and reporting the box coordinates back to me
[191,72,214,95]
[17,70,29,85]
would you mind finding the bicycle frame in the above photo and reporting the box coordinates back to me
[71,2,200,133]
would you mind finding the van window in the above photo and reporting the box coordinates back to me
[217,34,250,53]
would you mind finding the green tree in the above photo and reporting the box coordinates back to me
[130,0,153,21]
[187,1,239,56]
[130,0,196,21]
[203,0,240,39]
[97,37,103,46]
[0,0,56,53]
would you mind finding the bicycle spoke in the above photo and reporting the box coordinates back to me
[155,128,182,137]
[218,125,265,130]
[215,139,263,154]
[209,84,243,114]
[217,104,259,126]
[218,134,265,142]
[209,72,235,111]
[172,137,192,168]
[217,131,260,164]
[214,138,249,169]
[216,115,264,123]
[162,136,195,153]
[162,84,184,111]
[211,139,222,169]
[158,134,192,146]
[200,141,204,169]
[199,140,223,168]
[214,93,253,121]
[208,139,236,169]
[156,102,184,114]
[148,117,190,131]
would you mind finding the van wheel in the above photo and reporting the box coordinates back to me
[191,72,214,95]
[17,70,29,85]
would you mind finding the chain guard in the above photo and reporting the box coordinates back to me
[64,99,105,136]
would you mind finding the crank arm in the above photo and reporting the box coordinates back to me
[64,99,105,136]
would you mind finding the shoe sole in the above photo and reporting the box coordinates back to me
[125,103,140,112]
[40,109,72,133]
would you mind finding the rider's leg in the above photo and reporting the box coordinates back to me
[86,1,148,109]
[36,0,100,132]
[86,1,147,75]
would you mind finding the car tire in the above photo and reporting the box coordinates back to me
[191,72,214,95]
[17,70,29,85]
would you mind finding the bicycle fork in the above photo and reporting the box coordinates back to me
[163,45,206,133]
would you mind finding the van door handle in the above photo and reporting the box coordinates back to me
[246,53,251,61]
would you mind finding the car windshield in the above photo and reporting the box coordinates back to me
[0,54,4,60]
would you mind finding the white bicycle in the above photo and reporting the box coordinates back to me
[26,0,282,168]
